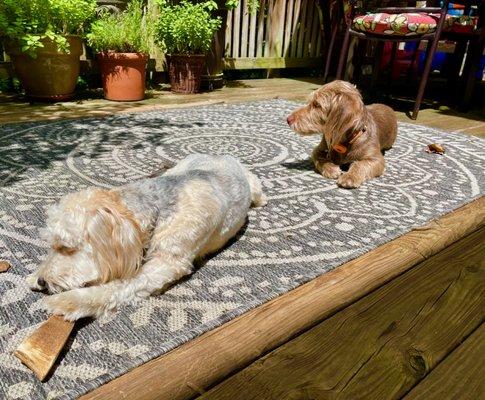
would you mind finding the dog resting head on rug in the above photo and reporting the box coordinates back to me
[286,80,397,188]
[26,154,267,321]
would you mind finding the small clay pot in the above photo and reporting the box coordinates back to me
[97,52,148,101]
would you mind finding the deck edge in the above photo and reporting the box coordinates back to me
[82,196,485,400]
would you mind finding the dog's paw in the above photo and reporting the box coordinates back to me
[43,289,100,321]
[337,173,363,189]
[253,193,268,208]
[319,163,342,180]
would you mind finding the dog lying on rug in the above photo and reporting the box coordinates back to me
[287,80,397,188]
[27,154,266,321]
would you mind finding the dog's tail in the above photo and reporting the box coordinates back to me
[244,169,267,208]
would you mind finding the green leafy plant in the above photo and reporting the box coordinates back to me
[87,0,155,54]
[0,0,96,57]
[225,0,259,13]
[155,0,222,55]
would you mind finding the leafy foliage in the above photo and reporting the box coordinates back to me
[87,0,155,54]
[155,0,222,55]
[225,0,259,13]
[0,0,96,56]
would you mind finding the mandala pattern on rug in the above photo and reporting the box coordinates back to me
[0,100,484,399]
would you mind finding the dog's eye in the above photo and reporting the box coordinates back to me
[311,101,320,109]
[53,245,78,256]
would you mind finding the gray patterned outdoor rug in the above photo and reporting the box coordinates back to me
[0,99,484,399]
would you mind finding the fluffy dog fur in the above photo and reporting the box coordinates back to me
[287,80,397,188]
[27,154,266,321]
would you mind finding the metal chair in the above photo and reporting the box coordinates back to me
[441,0,484,110]
[334,1,449,120]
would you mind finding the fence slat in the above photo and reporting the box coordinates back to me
[282,0,295,58]
[224,0,325,69]
[256,0,267,58]
[240,0,249,57]
[264,0,273,57]
[290,0,301,58]
[231,2,242,58]
[304,1,313,57]
[248,0,258,57]
[309,2,320,57]
[226,9,233,57]
[267,0,285,57]
[296,0,308,58]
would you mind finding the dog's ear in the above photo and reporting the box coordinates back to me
[325,91,365,146]
[86,203,144,283]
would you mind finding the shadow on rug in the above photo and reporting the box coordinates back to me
[0,99,484,399]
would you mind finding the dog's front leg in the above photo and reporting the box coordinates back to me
[311,141,342,179]
[337,155,385,188]
[43,258,193,321]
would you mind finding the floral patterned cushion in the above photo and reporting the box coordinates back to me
[353,13,439,36]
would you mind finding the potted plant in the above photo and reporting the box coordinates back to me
[87,0,154,101]
[0,0,96,101]
[155,0,222,94]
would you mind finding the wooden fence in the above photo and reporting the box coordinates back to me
[224,0,325,69]
[0,0,326,77]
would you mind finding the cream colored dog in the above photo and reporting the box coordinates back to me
[27,154,266,321]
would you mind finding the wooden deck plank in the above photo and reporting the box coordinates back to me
[1,78,483,137]
[81,198,484,400]
[404,323,485,400]
[199,228,485,400]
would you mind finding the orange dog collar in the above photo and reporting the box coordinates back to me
[333,143,348,154]
[332,125,367,154]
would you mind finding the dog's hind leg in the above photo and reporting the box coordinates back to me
[244,169,267,207]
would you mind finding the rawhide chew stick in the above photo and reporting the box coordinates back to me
[14,316,75,381]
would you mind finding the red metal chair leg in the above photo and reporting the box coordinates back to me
[324,25,339,81]
[412,36,441,120]
[460,31,485,111]
[337,27,351,79]
[370,41,384,95]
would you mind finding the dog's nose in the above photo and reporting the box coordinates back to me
[287,115,295,126]
[37,277,46,288]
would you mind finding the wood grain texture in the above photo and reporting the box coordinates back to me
[225,9,233,56]
[282,0,295,57]
[255,0,266,58]
[404,323,485,400]
[240,0,249,58]
[231,3,241,58]
[296,0,308,58]
[82,197,484,400]
[200,228,485,400]
[290,0,302,58]
[223,56,323,69]
[248,1,258,57]
[14,316,75,381]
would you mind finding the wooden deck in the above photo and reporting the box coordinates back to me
[82,199,485,400]
[1,78,484,137]
[1,78,483,400]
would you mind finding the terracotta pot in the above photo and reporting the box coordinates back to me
[97,52,148,101]
[167,55,206,94]
[5,36,83,101]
